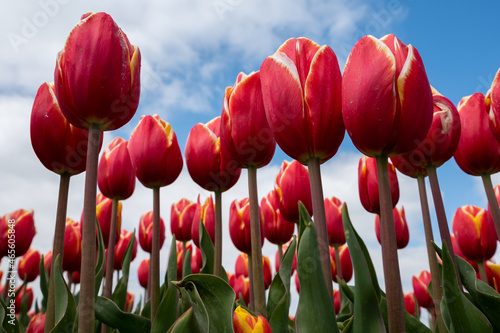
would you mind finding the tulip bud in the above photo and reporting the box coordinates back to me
[234,253,272,290]
[54,12,141,131]
[329,246,353,283]
[0,209,36,258]
[229,198,265,254]
[452,205,497,263]
[176,242,202,280]
[26,312,45,333]
[260,37,344,164]
[260,190,294,246]
[233,306,272,333]
[138,211,166,253]
[450,233,478,272]
[114,230,137,270]
[375,206,410,249]
[275,243,297,274]
[325,197,345,247]
[128,114,183,188]
[15,285,34,313]
[454,93,500,175]
[233,275,250,305]
[30,82,92,175]
[358,156,399,214]
[43,251,52,276]
[220,71,276,168]
[412,270,433,309]
[171,198,197,242]
[98,137,136,200]
[404,291,419,317]
[191,196,215,248]
[342,34,433,157]
[95,193,121,249]
[185,116,242,191]
[63,218,82,273]
[18,248,41,283]
[125,292,135,312]
[227,272,236,289]
[274,160,313,222]
[137,258,149,289]
[70,271,81,284]
[488,68,500,141]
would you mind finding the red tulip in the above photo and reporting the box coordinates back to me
[138,211,166,253]
[125,292,135,312]
[390,155,428,178]
[30,82,91,175]
[233,305,272,333]
[452,205,497,263]
[185,116,242,191]
[95,193,121,249]
[26,312,45,333]
[70,271,80,284]
[274,243,297,274]
[191,196,215,248]
[358,156,399,214]
[171,198,197,242]
[404,291,419,317]
[454,93,500,175]
[54,12,141,131]
[114,230,137,270]
[15,285,34,313]
[220,71,276,168]
[375,206,410,249]
[398,88,461,168]
[128,114,183,188]
[176,242,202,279]
[260,37,344,164]
[488,68,500,141]
[63,218,82,273]
[18,248,41,283]
[450,233,478,272]
[342,34,433,157]
[233,275,250,304]
[137,258,149,289]
[227,272,236,288]
[325,197,345,247]
[43,250,52,276]
[487,184,500,224]
[260,190,294,246]
[329,246,353,283]
[229,198,265,254]
[274,160,313,222]
[412,270,433,309]
[295,271,300,294]
[98,137,136,200]
[1,209,36,258]
[234,253,272,290]
[486,261,500,293]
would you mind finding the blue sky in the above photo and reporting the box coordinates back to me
[1,0,500,316]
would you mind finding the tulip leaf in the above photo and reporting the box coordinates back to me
[95,296,151,332]
[199,219,215,275]
[267,237,296,333]
[167,307,194,333]
[51,255,76,333]
[142,299,151,319]
[175,274,235,332]
[152,282,179,333]
[95,218,106,298]
[112,231,136,310]
[165,235,178,285]
[341,203,386,333]
[0,290,21,333]
[440,242,492,333]
[39,254,49,313]
[296,203,339,333]
[183,248,193,278]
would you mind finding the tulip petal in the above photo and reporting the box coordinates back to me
[489,68,500,141]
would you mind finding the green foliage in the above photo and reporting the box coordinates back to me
[112,231,136,310]
[95,296,151,333]
[199,220,214,275]
[51,255,76,333]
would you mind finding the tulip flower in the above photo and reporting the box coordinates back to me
[325,197,345,247]
[114,230,137,270]
[412,270,433,309]
[274,160,313,222]
[452,205,497,281]
[227,272,236,289]
[329,246,353,283]
[260,190,295,251]
[451,233,479,272]
[358,156,400,215]
[233,275,250,304]
[70,271,80,284]
[138,211,166,254]
[15,285,34,313]
[176,242,202,280]
[26,312,46,333]
[488,68,500,141]
[63,218,82,273]
[125,292,135,313]
[98,137,135,200]
[486,261,500,293]
[274,243,297,274]
[171,198,197,242]
[233,306,272,333]
[191,196,216,248]
[43,251,52,276]
[235,253,272,290]
[390,155,428,178]
[229,198,265,254]
[404,292,419,318]
[137,259,149,289]
[94,194,122,249]
[18,248,41,283]
[375,206,410,249]
[1,209,36,257]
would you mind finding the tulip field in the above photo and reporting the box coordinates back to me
[3,3,500,333]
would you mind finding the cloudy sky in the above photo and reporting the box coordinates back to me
[1,0,500,318]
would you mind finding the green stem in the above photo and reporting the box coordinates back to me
[151,187,161,325]
[375,155,405,333]
[247,166,266,316]
[102,198,119,333]
[247,252,254,310]
[307,157,334,307]
[277,244,283,268]
[214,189,223,277]
[481,174,500,240]
[478,261,488,283]
[78,123,101,333]
[45,172,71,332]
[416,174,446,333]
[427,165,461,288]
